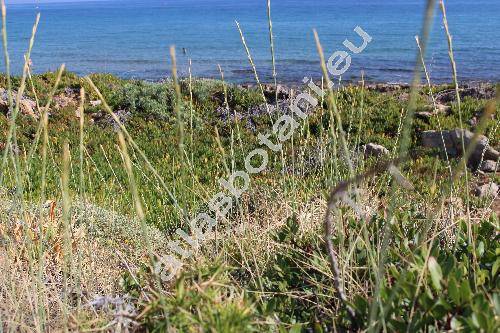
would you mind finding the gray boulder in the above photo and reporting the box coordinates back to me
[435,84,495,104]
[435,103,451,114]
[92,109,131,131]
[362,143,389,158]
[0,88,37,118]
[262,83,290,102]
[90,99,102,107]
[479,160,498,173]
[473,182,499,198]
[366,83,409,92]
[415,111,433,121]
[421,129,499,166]
[421,103,451,114]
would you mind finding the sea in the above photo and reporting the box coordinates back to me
[4,0,500,83]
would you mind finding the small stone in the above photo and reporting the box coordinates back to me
[469,117,478,126]
[94,109,130,131]
[366,83,408,92]
[90,100,102,107]
[398,92,410,102]
[469,108,496,127]
[362,143,389,158]
[19,98,37,118]
[473,182,499,198]
[420,103,450,114]
[421,130,458,157]
[435,103,451,114]
[479,160,498,173]
[0,88,38,118]
[262,83,290,102]
[416,111,433,121]
[53,94,77,109]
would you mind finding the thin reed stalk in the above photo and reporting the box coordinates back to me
[218,64,244,153]
[368,1,436,331]
[78,88,85,197]
[415,36,453,182]
[439,0,473,249]
[0,13,40,188]
[324,157,408,322]
[266,0,278,107]
[60,142,72,332]
[117,133,150,254]
[313,30,353,177]
[26,65,65,172]
[235,21,272,121]
[0,0,12,120]
[170,46,184,155]
[188,58,194,164]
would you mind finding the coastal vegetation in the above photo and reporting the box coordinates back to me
[1,70,498,332]
[0,0,499,332]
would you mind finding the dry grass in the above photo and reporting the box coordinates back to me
[0,191,168,331]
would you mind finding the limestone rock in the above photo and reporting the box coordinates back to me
[262,83,290,102]
[362,143,389,158]
[435,84,495,104]
[468,108,496,127]
[416,111,433,121]
[421,129,499,166]
[53,87,79,110]
[366,83,409,92]
[18,98,37,118]
[473,182,499,198]
[90,99,102,107]
[0,88,37,118]
[435,103,451,114]
[479,160,498,173]
[93,109,130,131]
[421,103,451,114]
[398,92,410,102]
[53,94,76,109]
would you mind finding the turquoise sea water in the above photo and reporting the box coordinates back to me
[5,0,500,83]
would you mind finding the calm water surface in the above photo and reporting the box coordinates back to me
[5,0,500,83]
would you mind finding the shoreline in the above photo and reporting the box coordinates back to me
[7,69,499,88]
[116,74,500,88]
[3,67,499,88]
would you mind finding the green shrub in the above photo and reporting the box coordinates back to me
[110,81,177,119]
